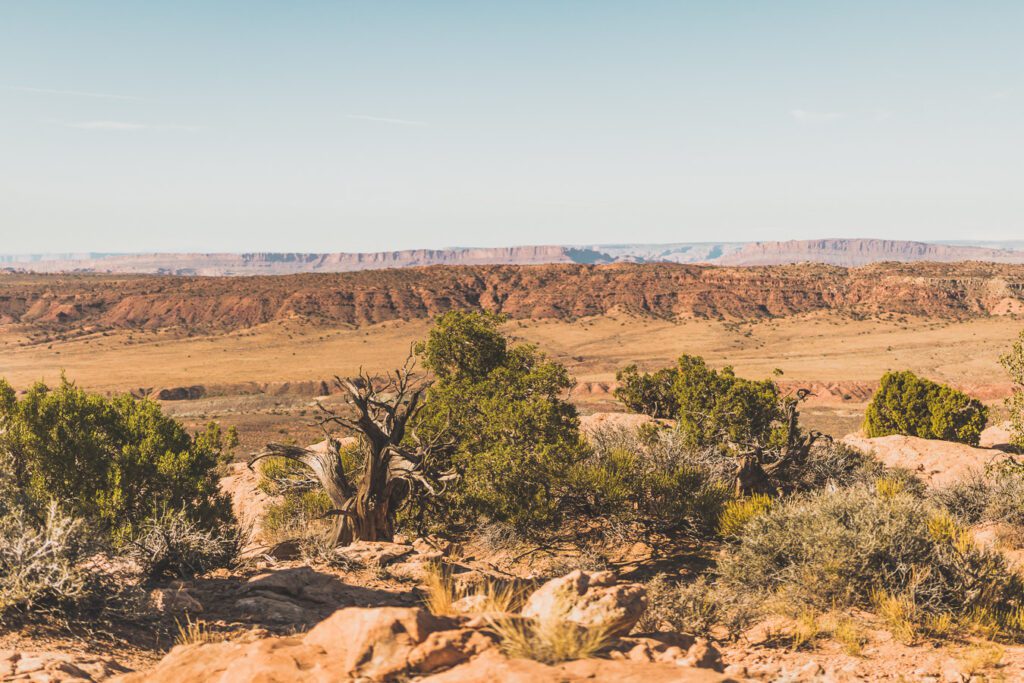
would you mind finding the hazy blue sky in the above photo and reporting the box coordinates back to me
[1,1,1021,253]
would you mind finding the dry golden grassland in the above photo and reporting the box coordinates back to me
[1,310,1019,445]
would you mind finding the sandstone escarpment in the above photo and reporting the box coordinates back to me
[1,261,1023,335]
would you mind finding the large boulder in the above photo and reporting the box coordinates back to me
[521,570,647,637]
[841,434,1005,488]
[421,649,734,682]
[114,606,459,682]
[114,601,738,683]
[0,650,128,682]
[980,422,1017,451]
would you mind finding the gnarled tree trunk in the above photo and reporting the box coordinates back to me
[250,356,450,546]
[732,388,829,496]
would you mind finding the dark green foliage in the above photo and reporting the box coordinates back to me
[414,310,510,382]
[673,355,793,453]
[1002,331,1024,451]
[615,355,795,454]
[863,371,987,445]
[613,365,679,418]
[0,377,232,544]
[410,311,589,536]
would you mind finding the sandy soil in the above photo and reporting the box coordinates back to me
[3,311,1018,393]
[1,310,1018,448]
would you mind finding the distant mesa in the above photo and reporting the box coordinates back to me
[3,238,1024,276]
[713,238,1024,267]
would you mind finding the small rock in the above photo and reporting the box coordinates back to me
[407,628,495,673]
[235,595,308,623]
[1,652,126,682]
[655,645,684,663]
[723,663,748,678]
[942,665,967,683]
[520,570,647,637]
[627,643,653,662]
[676,638,722,671]
[387,554,444,582]
[150,586,204,614]
[332,540,414,567]
[450,593,490,615]
[266,539,301,561]
[413,537,448,555]
[241,566,349,606]
[14,654,47,674]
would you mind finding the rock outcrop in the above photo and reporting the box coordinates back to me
[0,651,128,682]
[841,434,1007,487]
[113,603,733,682]
[521,570,648,637]
[5,261,1024,334]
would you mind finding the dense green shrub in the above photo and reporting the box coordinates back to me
[717,483,1024,635]
[863,370,987,445]
[409,312,589,536]
[0,377,233,543]
[613,365,679,418]
[1002,331,1024,451]
[673,355,793,453]
[614,356,799,454]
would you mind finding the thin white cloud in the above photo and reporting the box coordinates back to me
[993,88,1014,100]
[790,108,845,122]
[4,85,141,101]
[346,114,427,126]
[62,120,201,132]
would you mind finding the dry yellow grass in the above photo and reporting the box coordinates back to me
[173,617,225,647]
[487,594,614,664]
[1,312,1018,398]
[421,563,521,617]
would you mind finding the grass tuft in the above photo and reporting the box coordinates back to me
[174,616,225,647]
[421,562,521,617]
[488,592,614,664]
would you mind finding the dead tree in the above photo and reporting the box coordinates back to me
[249,355,453,546]
[729,388,830,496]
